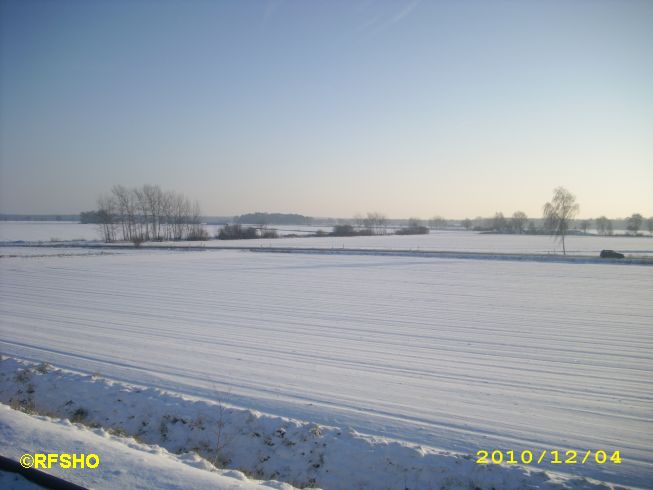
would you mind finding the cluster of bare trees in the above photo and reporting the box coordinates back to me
[484,211,531,234]
[97,184,206,243]
[396,218,429,235]
[353,212,388,235]
[625,214,642,234]
[595,216,613,236]
[428,216,447,229]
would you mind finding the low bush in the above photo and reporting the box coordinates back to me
[218,224,260,240]
[330,225,375,237]
[396,226,429,235]
[260,229,279,239]
[331,225,357,236]
[186,227,210,241]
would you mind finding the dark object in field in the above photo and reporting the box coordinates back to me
[600,250,624,259]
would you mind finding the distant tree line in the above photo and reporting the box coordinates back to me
[1,214,80,222]
[80,210,101,224]
[464,211,537,234]
[335,214,429,236]
[330,224,374,237]
[236,213,311,226]
[458,188,651,255]
[90,184,207,244]
[428,216,447,229]
[458,211,651,237]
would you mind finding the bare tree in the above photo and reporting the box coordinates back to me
[511,211,528,234]
[187,200,208,240]
[429,216,447,229]
[364,212,387,235]
[407,217,422,228]
[492,212,507,232]
[596,216,611,236]
[112,185,138,241]
[647,217,653,235]
[97,195,116,243]
[543,187,579,255]
[141,184,166,240]
[580,219,591,234]
[626,213,643,235]
[353,213,364,230]
[168,192,191,240]
[133,187,149,240]
[461,218,473,231]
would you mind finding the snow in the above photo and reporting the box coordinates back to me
[0,359,621,489]
[0,403,294,489]
[0,247,124,258]
[2,222,652,257]
[196,231,653,257]
[0,470,44,490]
[0,223,313,243]
[1,249,651,488]
[0,222,100,243]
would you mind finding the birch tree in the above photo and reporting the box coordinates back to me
[543,187,579,255]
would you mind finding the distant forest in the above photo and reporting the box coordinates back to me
[236,213,312,226]
[0,214,80,221]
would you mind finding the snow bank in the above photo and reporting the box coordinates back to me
[0,404,293,489]
[1,358,620,490]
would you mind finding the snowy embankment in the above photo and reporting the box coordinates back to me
[0,358,619,490]
[0,401,292,490]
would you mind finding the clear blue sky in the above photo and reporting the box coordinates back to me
[1,0,652,218]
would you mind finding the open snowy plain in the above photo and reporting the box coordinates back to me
[1,242,651,488]
[2,221,652,257]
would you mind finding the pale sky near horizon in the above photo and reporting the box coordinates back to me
[1,0,651,219]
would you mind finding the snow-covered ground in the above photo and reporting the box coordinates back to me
[1,249,651,488]
[0,222,100,242]
[2,221,651,257]
[0,359,624,490]
[0,402,294,490]
[0,222,313,243]
[0,247,128,258]
[210,231,652,257]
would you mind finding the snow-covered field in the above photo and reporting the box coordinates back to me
[1,249,651,488]
[0,246,130,258]
[176,233,653,260]
[208,231,652,257]
[0,222,100,242]
[0,358,616,490]
[0,222,313,242]
[2,221,652,257]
